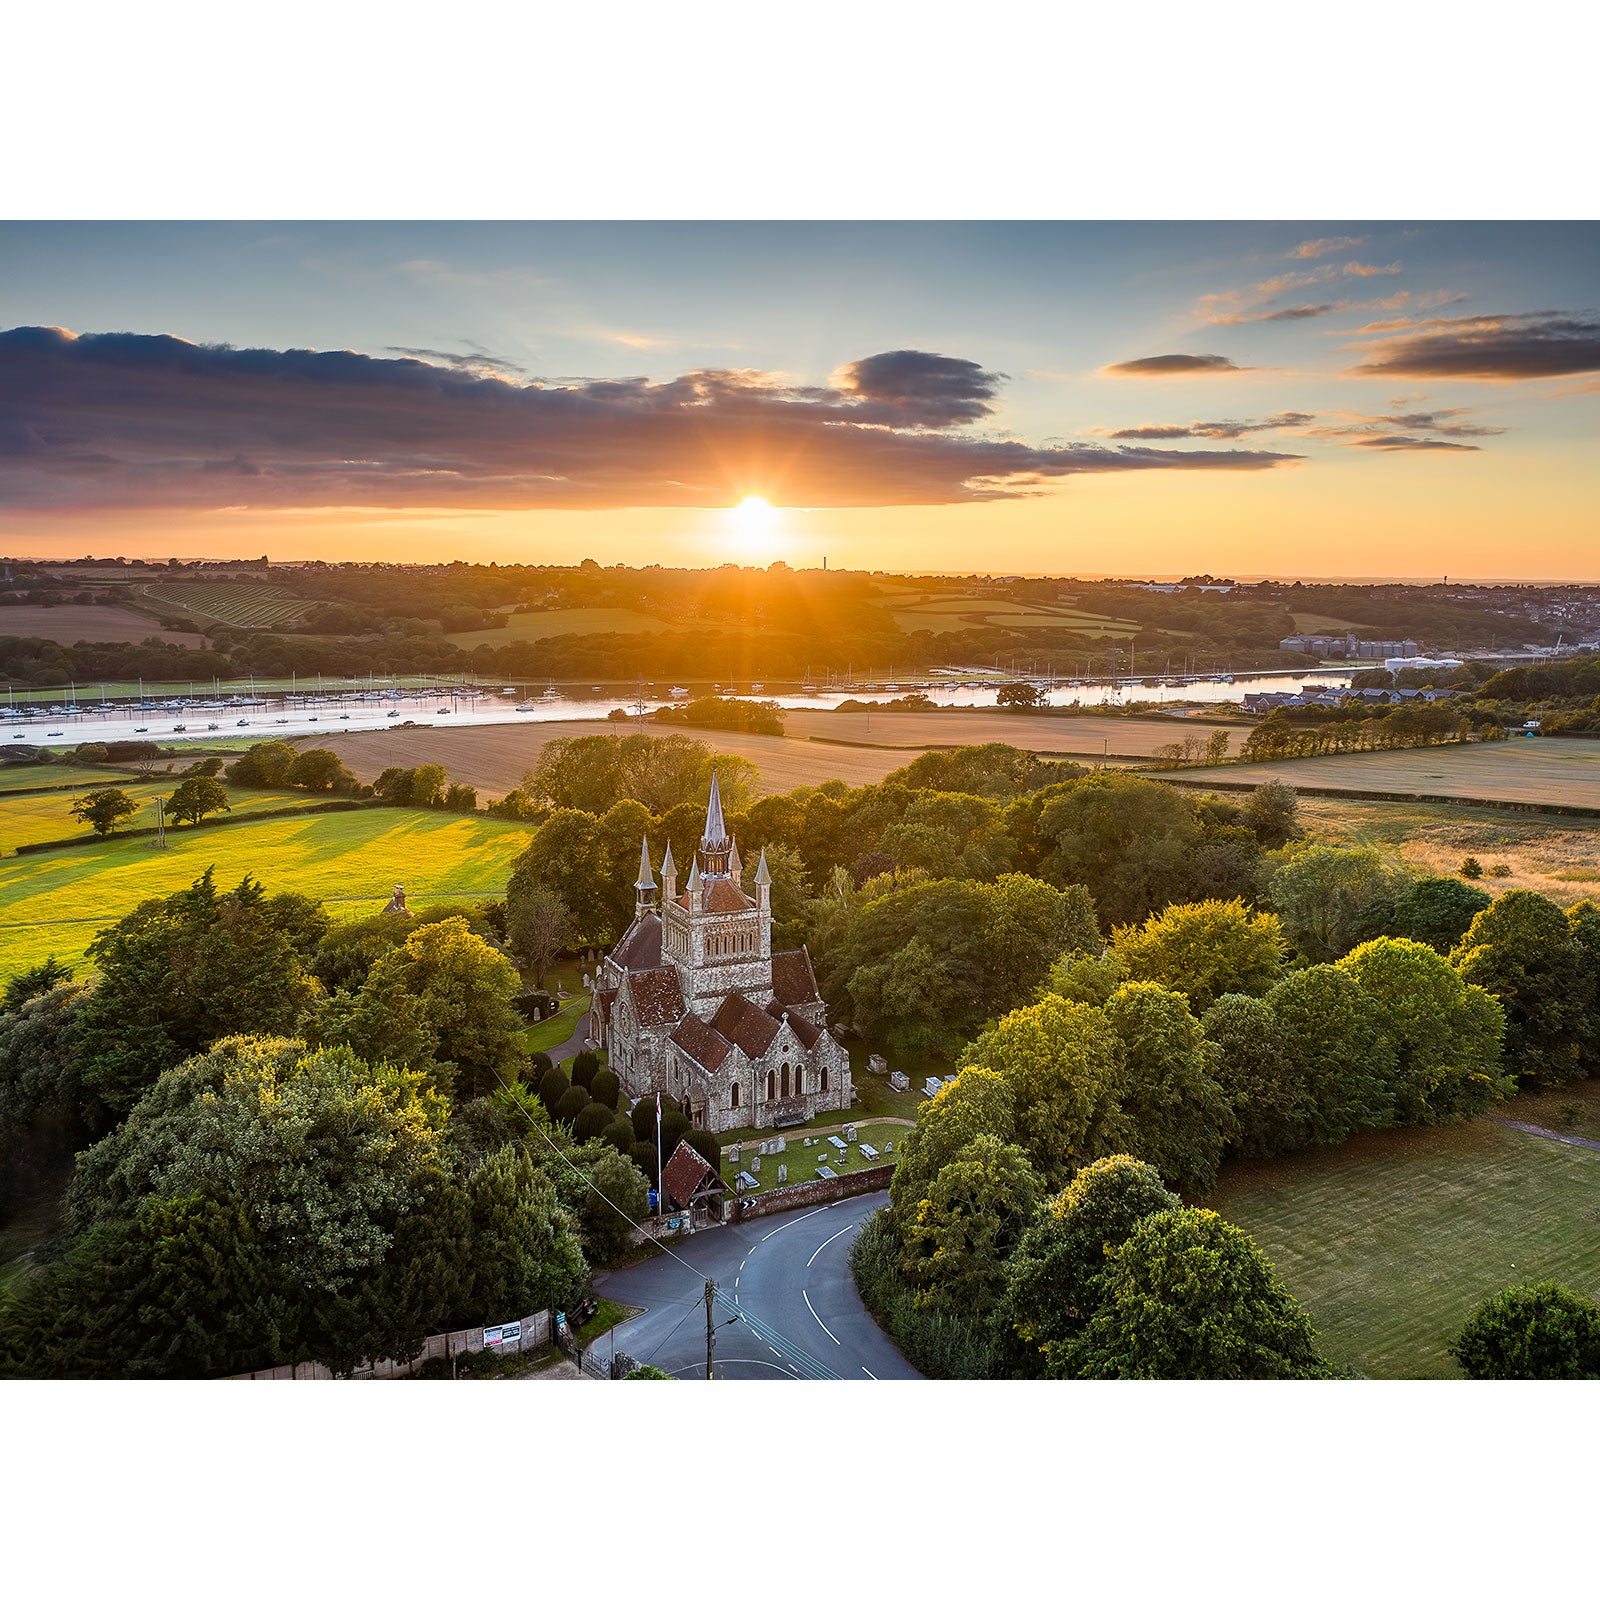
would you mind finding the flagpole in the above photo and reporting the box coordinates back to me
[656,1092,663,1222]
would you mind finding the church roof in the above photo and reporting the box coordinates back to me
[704,878,754,913]
[670,1011,731,1071]
[711,993,781,1059]
[610,912,662,972]
[627,966,686,1026]
[771,947,822,1007]
[765,1001,822,1049]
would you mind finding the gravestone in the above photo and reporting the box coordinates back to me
[772,1136,786,1154]
[868,1053,888,1075]
[817,1166,837,1180]
[845,1124,857,1142]
[889,1071,909,1092]
[750,1153,760,1172]
[778,1164,787,1183]
[729,1144,741,1167]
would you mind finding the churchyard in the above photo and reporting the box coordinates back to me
[716,1117,907,1195]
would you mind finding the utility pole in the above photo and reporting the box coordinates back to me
[704,1278,716,1381]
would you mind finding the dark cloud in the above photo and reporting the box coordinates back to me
[1289,235,1368,259]
[1101,354,1246,377]
[1111,412,1313,441]
[1351,435,1480,452]
[386,343,526,376]
[0,327,1301,513]
[1212,304,1340,325]
[834,349,1002,427]
[1346,311,1600,379]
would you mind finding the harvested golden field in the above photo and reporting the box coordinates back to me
[781,707,1236,759]
[296,710,1189,798]
[1298,794,1600,907]
[1216,738,1600,811]
[0,604,204,647]
[291,721,914,797]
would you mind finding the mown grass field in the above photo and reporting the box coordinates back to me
[445,606,669,648]
[1216,737,1600,811]
[878,593,1139,638]
[1298,794,1600,907]
[1210,1117,1600,1378]
[142,580,310,630]
[0,603,204,646]
[0,763,132,792]
[0,779,335,855]
[0,807,533,982]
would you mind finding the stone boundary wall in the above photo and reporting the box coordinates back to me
[734,1162,892,1221]
[227,1308,552,1380]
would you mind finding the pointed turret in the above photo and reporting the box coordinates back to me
[634,836,656,912]
[661,839,677,900]
[686,856,702,910]
[729,836,743,882]
[699,769,732,876]
[754,847,772,912]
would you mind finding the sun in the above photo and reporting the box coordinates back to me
[724,494,786,561]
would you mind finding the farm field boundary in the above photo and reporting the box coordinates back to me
[1160,772,1600,821]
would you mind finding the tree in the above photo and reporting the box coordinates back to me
[590,1067,620,1110]
[566,1144,649,1265]
[1268,844,1413,962]
[285,747,354,793]
[360,918,525,1100]
[741,840,812,948]
[1264,964,1398,1145]
[571,1050,602,1090]
[1449,1281,1600,1379]
[538,1065,571,1114]
[2,955,74,1012]
[555,1084,591,1125]
[1103,981,1236,1195]
[69,787,138,837]
[444,783,478,812]
[410,763,448,808]
[955,994,1130,1186]
[225,740,298,788]
[1452,890,1590,1087]
[1030,774,1201,927]
[504,882,575,986]
[1072,1208,1328,1379]
[1200,992,1306,1159]
[573,1102,614,1142]
[1110,898,1285,1013]
[74,870,326,1114]
[167,773,231,826]
[889,1068,1017,1220]
[1336,937,1510,1125]
[1388,876,1492,954]
[462,1146,586,1324]
[508,809,610,945]
[1243,780,1300,848]
[1002,1155,1181,1374]
[997,682,1043,709]
[902,1135,1043,1318]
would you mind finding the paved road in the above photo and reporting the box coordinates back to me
[594,1191,922,1380]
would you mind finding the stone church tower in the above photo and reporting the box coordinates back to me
[590,772,851,1133]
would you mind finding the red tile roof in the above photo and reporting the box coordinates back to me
[711,993,780,1058]
[783,1009,822,1049]
[670,1011,731,1071]
[704,879,754,913]
[610,913,662,971]
[771,947,821,1007]
[661,1140,722,1209]
[628,966,686,1026]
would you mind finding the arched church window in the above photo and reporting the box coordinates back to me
[766,1070,776,1100]
[820,1066,829,1093]
[731,1082,739,1110]
[781,1063,790,1098]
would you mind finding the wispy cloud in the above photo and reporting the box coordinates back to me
[1101,353,1249,377]
[386,342,527,376]
[0,327,1302,514]
[1289,235,1368,259]
[1345,311,1600,379]
[1109,412,1313,440]
[1350,435,1481,452]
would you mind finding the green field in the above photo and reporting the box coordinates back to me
[0,763,132,792]
[446,607,668,648]
[0,807,533,982]
[880,595,1140,639]
[1210,1115,1600,1378]
[141,580,311,630]
[0,779,334,855]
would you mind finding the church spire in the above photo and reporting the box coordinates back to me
[699,769,732,877]
[634,836,655,913]
[729,836,742,881]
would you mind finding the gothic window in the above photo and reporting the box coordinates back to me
[766,1070,776,1100]
[781,1063,790,1098]
[731,1082,739,1109]
[795,1065,805,1095]
[820,1066,829,1093]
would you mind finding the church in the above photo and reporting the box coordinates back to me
[589,773,852,1134]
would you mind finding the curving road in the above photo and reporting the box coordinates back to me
[594,1191,922,1380]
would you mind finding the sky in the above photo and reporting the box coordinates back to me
[0,220,1596,579]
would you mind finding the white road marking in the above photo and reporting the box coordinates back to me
[788,1364,799,1374]
[740,1257,749,1270]
[760,1213,811,1241]
[861,1366,878,1380]
[803,1289,842,1345]
[734,1275,740,1289]
[806,1222,854,1269]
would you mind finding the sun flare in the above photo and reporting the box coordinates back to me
[724,494,785,560]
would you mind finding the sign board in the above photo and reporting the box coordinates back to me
[483,1321,522,1351]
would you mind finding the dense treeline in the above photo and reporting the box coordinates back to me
[0,873,652,1378]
